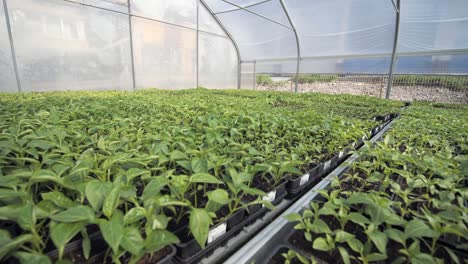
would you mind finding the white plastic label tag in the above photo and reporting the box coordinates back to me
[299,173,310,186]
[207,222,226,244]
[262,190,276,207]
[339,151,344,158]
[324,160,331,170]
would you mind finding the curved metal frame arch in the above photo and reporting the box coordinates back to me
[279,0,301,93]
[200,0,242,89]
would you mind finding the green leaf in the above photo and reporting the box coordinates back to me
[189,173,222,184]
[368,231,388,255]
[124,207,146,225]
[102,186,120,218]
[207,189,229,205]
[310,219,332,234]
[335,230,355,243]
[14,252,52,264]
[312,237,332,251]
[50,222,84,259]
[366,204,386,225]
[145,229,179,252]
[337,246,350,264]
[0,189,27,201]
[385,228,406,245]
[27,140,55,151]
[121,227,143,255]
[142,177,170,201]
[284,212,302,223]
[50,205,95,223]
[443,246,460,264]
[42,191,76,209]
[85,180,111,212]
[405,219,437,238]
[99,211,124,254]
[30,169,63,185]
[152,214,170,230]
[82,231,91,260]
[170,150,188,161]
[0,233,33,260]
[239,185,266,197]
[190,208,211,248]
[367,253,388,262]
[126,168,150,182]
[411,253,437,264]
[191,157,208,174]
[347,238,363,253]
[345,193,371,205]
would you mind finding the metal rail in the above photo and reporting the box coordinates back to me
[221,0,293,30]
[200,0,242,89]
[127,0,136,90]
[60,0,228,38]
[3,0,21,92]
[279,0,300,93]
[215,0,273,14]
[241,48,468,64]
[386,0,401,99]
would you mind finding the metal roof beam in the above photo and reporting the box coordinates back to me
[220,0,293,30]
[214,0,272,14]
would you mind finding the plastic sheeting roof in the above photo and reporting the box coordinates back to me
[203,0,468,62]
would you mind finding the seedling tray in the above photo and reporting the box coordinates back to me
[174,191,288,264]
[224,117,396,264]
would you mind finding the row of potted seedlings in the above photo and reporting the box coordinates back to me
[265,103,467,263]
[172,112,400,263]
[0,90,404,264]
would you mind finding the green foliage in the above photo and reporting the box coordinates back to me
[291,74,338,84]
[0,88,405,262]
[256,74,274,85]
[393,75,468,91]
[284,102,468,264]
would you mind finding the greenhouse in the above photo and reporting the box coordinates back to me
[0,0,467,264]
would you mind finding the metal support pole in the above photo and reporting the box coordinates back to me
[200,0,242,89]
[127,0,136,91]
[386,0,400,99]
[237,60,241,90]
[196,1,199,88]
[279,0,300,93]
[3,0,22,92]
[253,61,256,90]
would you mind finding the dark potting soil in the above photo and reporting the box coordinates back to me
[288,215,371,264]
[268,247,301,264]
[288,229,341,263]
[135,246,173,264]
[251,175,276,192]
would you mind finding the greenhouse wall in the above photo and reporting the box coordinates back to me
[0,0,238,92]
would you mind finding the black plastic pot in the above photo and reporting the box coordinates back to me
[122,245,176,264]
[174,201,275,264]
[273,179,287,203]
[227,208,246,229]
[175,208,245,260]
[46,231,106,263]
[285,166,321,198]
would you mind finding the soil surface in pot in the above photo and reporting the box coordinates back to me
[268,247,302,264]
[135,246,173,264]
